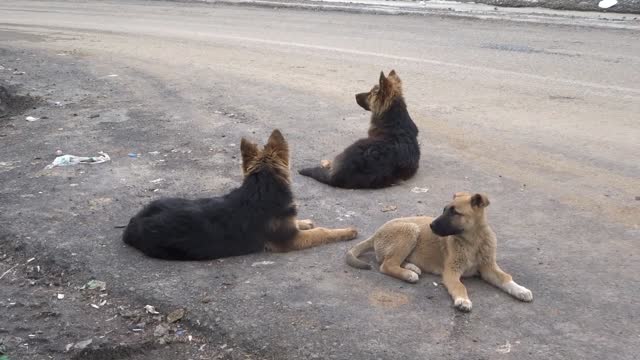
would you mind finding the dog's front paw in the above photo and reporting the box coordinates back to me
[320,159,332,169]
[454,298,472,312]
[342,227,358,241]
[505,281,533,302]
[297,219,315,230]
[404,271,419,283]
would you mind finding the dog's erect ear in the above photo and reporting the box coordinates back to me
[379,71,387,91]
[265,129,289,164]
[388,69,401,82]
[240,138,259,173]
[453,192,471,199]
[470,193,490,208]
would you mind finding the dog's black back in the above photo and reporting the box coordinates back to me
[299,70,420,189]
[123,130,298,260]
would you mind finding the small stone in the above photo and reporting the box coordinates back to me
[381,205,397,212]
[153,324,169,337]
[167,308,185,323]
[89,114,100,119]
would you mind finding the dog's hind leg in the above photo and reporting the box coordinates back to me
[378,222,421,283]
[402,262,422,275]
[277,227,358,251]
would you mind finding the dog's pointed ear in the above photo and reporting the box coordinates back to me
[470,193,490,208]
[388,69,402,85]
[453,192,470,199]
[379,71,387,89]
[265,129,289,165]
[240,137,259,174]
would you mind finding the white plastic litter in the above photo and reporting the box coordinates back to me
[144,305,160,314]
[598,0,617,8]
[25,116,39,122]
[251,261,275,267]
[45,152,110,169]
[411,187,429,193]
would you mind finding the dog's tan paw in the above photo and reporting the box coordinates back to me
[454,298,472,312]
[505,281,533,302]
[297,219,315,230]
[341,227,358,241]
[403,263,422,275]
[404,271,419,283]
[320,159,332,169]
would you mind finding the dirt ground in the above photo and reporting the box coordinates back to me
[1,1,639,359]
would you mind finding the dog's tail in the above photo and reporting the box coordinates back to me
[346,236,375,270]
[298,166,332,185]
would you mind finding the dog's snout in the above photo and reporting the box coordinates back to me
[355,92,370,111]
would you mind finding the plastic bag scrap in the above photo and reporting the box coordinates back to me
[45,152,110,169]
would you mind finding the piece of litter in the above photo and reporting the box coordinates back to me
[432,282,438,287]
[411,187,429,193]
[144,305,160,314]
[13,71,25,75]
[251,261,275,267]
[307,301,313,305]
[106,74,118,77]
[65,343,74,352]
[57,293,65,300]
[86,280,107,291]
[496,341,512,354]
[381,205,397,212]
[55,149,63,156]
[26,257,35,263]
[90,304,100,309]
[74,338,93,350]
[150,178,165,184]
[598,0,617,8]
[188,335,193,342]
[25,116,39,122]
[128,153,138,158]
[148,151,160,155]
[167,308,185,323]
[45,152,110,169]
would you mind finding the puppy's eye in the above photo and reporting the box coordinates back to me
[450,207,462,216]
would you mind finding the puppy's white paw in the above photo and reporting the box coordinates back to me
[403,263,422,275]
[320,159,332,169]
[297,219,314,230]
[504,281,533,302]
[454,297,472,312]
[404,271,419,283]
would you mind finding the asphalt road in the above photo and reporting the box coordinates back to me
[1,0,639,359]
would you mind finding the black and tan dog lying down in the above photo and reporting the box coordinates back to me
[347,192,533,312]
[123,130,358,260]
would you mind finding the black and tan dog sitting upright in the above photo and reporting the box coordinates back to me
[346,192,533,312]
[123,130,358,260]
[299,70,420,189]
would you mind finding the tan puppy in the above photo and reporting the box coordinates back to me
[346,192,532,312]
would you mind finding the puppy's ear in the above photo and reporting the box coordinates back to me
[388,69,401,83]
[240,138,259,174]
[265,129,289,165]
[453,192,471,199]
[379,71,388,92]
[470,193,490,208]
